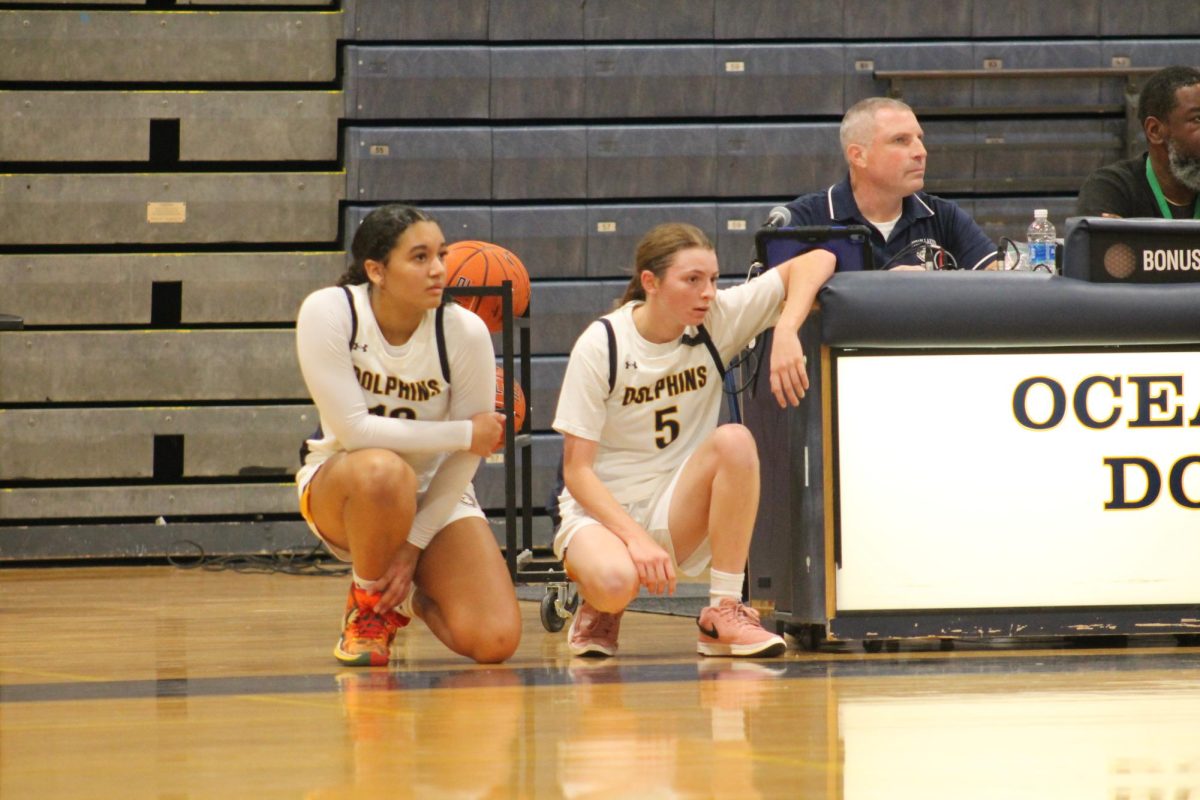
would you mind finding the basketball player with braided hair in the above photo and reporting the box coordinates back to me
[295,204,520,666]
[552,222,821,658]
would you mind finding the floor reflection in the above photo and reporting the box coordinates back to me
[837,675,1200,799]
[299,655,1200,799]
[307,669,523,799]
[552,659,793,799]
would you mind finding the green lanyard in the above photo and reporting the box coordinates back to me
[1145,156,1200,219]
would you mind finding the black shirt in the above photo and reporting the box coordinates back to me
[1076,153,1198,219]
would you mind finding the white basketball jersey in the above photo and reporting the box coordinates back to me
[553,270,785,507]
[301,283,454,491]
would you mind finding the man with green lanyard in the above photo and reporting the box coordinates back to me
[1077,65,1200,220]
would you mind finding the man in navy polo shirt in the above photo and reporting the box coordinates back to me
[786,96,998,273]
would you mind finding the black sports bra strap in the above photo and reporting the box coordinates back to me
[682,324,727,380]
[435,303,451,384]
[340,285,358,348]
[599,318,617,396]
[696,324,727,380]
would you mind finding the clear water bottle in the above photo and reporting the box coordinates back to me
[1026,209,1057,273]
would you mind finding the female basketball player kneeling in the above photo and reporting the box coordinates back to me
[295,205,520,666]
[553,222,825,658]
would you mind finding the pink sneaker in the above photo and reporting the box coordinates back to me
[567,600,623,657]
[696,598,786,657]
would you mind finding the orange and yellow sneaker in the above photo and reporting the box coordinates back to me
[334,584,410,667]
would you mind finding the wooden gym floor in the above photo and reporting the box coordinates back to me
[3,565,1200,799]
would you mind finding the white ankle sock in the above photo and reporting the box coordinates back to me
[351,571,374,592]
[709,569,744,607]
[396,583,417,619]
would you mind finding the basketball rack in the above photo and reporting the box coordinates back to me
[443,283,572,626]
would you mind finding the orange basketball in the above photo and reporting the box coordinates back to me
[493,367,527,451]
[444,240,530,333]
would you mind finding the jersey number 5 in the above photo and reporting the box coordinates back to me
[654,405,679,449]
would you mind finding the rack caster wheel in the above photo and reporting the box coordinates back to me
[539,584,579,633]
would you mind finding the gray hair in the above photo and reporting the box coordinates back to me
[839,97,915,161]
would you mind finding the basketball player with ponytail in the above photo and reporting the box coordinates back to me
[295,204,520,666]
[552,222,822,657]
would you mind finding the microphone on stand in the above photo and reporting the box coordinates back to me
[762,205,792,229]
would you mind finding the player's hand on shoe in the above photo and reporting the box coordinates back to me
[626,531,676,596]
[367,541,421,613]
[468,411,505,456]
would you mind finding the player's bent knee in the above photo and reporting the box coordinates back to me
[351,450,417,504]
[585,565,640,612]
[712,424,759,470]
[463,621,521,664]
[465,628,518,666]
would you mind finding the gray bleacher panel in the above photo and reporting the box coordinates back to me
[972,197,1077,246]
[345,127,492,202]
[180,0,334,4]
[715,45,844,117]
[0,484,295,521]
[0,520,315,563]
[0,331,303,403]
[490,206,587,279]
[587,126,717,199]
[179,92,340,162]
[586,46,715,118]
[0,252,340,326]
[490,47,586,119]
[920,121,977,194]
[344,46,490,120]
[489,0,584,40]
[1099,41,1200,104]
[972,119,1123,193]
[344,0,486,41]
[716,203,778,276]
[527,280,626,354]
[474,434,561,510]
[342,205,373,245]
[1099,0,1200,36]
[0,91,338,162]
[843,0,971,38]
[714,0,844,40]
[0,173,342,245]
[718,124,842,197]
[529,356,569,426]
[584,0,714,40]
[0,10,338,81]
[973,0,1099,37]
[972,42,1104,109]
[344,205,493,248]
[844,43,974,110]
[492,127,587,200]
[434,207,495,245]
[1104,40,1200,74]
[585,204,718,277]
[0,406,314,481]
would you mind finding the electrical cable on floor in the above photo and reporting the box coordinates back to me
[166,539,350,576]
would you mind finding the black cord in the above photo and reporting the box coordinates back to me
[997,237,1022,270]
[724,344,762,397]
[880,241,960,271]
[167,539,350,576]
